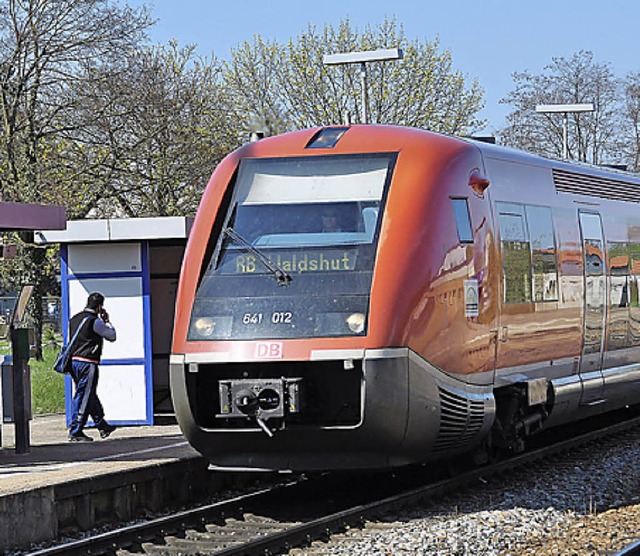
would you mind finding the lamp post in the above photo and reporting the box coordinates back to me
[535,103,595,160]
[323,48,403,124]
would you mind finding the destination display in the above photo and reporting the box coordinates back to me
[222,248,358,275]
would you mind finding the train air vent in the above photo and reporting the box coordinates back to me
[433,387,485,452]
[306,127,349,149]
[553,169,640,203]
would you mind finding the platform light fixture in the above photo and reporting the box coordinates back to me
[323,48,403,124]
[535,102,595,160]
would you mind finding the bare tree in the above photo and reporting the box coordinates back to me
[0,0,152,202]
[68,41,239,218]
[622,72,640,172]
[499,51,621,164]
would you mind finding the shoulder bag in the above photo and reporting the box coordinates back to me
[53,316,91,374]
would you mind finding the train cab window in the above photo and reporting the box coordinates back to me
[497,203,558,304]
[451,198,473,243]
[226,155,392,249]
[188,153,397,341]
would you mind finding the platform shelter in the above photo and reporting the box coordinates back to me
[36,217,193,426]
[0,201,65,233]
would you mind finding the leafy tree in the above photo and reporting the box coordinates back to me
[224,35,289,138]
[499,51,621,164]
[224,18,486,137]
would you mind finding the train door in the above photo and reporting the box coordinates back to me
[578,211,606,405]
[494,202,561,377]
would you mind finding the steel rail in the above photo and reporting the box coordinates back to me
[27,414,640,556]
[25,482,300,556]
[212,413,640,556]
[615,539,640,556]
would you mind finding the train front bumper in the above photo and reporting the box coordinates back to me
[170,348,494,471]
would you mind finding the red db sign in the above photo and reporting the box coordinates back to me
[255,342,283,359]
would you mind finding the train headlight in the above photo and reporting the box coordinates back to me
[190,315,233,339]
[194,317,216,337]
[346,313,366,334]
[315,311,367,336]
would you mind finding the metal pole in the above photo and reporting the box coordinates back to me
[562,112,568,159]
[360,62,368,124]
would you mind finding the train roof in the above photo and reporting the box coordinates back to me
[239,125,640,202]
[463,134,640,186]
[256,125,640,185]
[460,132,640,204]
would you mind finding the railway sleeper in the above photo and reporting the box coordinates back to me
[206,517,298,532]
[142,536,240,554]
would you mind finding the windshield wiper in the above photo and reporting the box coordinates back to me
[222,227,292,286]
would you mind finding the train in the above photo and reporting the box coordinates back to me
[170,124,640,471]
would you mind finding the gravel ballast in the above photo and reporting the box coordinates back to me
[290,427,640,555]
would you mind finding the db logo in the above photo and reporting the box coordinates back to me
[255,342,283,359]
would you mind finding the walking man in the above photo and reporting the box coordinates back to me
[68,292,117,442]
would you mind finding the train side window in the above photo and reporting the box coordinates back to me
[451,198,473,243]
[497,204,532,303]
[525,205,558,302]
[627,244,640,346]
[608,242,630,350]
[497,202,559,304]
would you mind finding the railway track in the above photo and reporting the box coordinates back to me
[27,411,640,556]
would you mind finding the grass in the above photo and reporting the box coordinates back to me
[0,336,66,415]
[30,346,66,414]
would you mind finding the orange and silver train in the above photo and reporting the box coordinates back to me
[170,124,640,471]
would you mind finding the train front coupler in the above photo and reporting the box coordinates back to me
[217,377,304,437]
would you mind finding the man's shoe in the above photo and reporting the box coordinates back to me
[99,423,116,439]
[69,432,93,442]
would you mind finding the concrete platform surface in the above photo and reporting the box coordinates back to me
[0,414,216,551]
[0,413,199,496]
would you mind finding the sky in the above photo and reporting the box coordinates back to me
[125,0,640,135]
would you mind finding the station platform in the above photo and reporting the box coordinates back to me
[0,413,222,552]
[0,413,197,495]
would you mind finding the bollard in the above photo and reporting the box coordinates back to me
[10,326,30,454]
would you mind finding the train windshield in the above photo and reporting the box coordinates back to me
[189,153,396,340]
